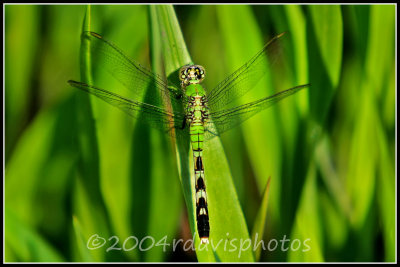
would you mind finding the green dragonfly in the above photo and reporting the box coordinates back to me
[68,31,309,244]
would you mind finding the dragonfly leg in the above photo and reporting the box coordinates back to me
[167,85,183,99]
[180,117,187,130]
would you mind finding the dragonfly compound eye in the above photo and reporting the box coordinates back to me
[195,65,206,82]
[179,65,191,81]
[179,68,187,81]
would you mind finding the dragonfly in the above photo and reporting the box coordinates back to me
[68,31,309,245]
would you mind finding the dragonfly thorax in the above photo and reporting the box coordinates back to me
[179,65,205,86]
[185,84,209,125]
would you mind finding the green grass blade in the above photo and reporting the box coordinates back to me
[85,5,151,262]
[216,6,287,261]
[135,6,183,262]
[154,5,254,262]
[5,5,40,161]
[364,5,395,96]
[73,5,111,261]
[72,216,94,262]
[4,109,64,262]
[284,5,309,105]
[251,177,271,261]
[5,97,78,262]
[287,162,323,262]
[155,6,192,73]
[309,5,343,88]
[154,5,210,261]
[376,120,395,262]
[216,4,282,201]
[5,207,64,262]
[355,5,394,261]
[308,5,343,123]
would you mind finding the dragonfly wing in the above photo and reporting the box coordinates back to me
[203,120,221,141]
[206,32,287,112]
[206,84,309,138]
[69,80,186,133]
[85,31,183,107]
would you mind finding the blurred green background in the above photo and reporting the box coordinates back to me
[4,4,395,262]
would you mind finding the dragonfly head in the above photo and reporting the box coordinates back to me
[179,65,205,86]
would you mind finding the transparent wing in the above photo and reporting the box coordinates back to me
[85,31,183,107]
[206,32,287,112]
[68,80,186,133]
[205,84,309,139]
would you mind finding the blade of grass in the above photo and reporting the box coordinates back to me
[5,95,79,261]
[376,118,395,262]
[5,207,64,262]
[284,5,309,113]
[72,216,94,262]
[5,5,40,161]
[287,162,323,262]
[251,177,271,261]
[86,5,152,262]
[309,5,343,89]
[73,5,111,261]
[5,110,60,262]
[307,5,343,124]
[136,6,183,261]
[216,4,282,206]
[342,6,394,257]
[154,5,254,262]
[216,6,291,260]
[364,5,395,97]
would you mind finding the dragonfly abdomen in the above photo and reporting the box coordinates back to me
[193,149,210,244]
[190,123,209,244]
[188,95,210,244]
